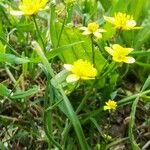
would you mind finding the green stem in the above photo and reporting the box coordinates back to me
[128,97,140,150]
[33,16,46,52]
[57,9,67,47]
[45,99,63,112]
[91,36,95,65]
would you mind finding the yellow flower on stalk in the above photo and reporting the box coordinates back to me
[105,44,135,63]
[10,0,48,16]
[64,59,97,83]
[104,100,117,111]
[104,12,141,30]
[80,22,106,39]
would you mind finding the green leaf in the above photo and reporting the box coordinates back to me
[0,53,29,64]
[10,86,39,99]
[135,62,150,68]
[46,41,84,60]
[0,83,10,97]
[141,75,150,92]
[131,50,150,56]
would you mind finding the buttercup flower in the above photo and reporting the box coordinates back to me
[104,100,117,111]
[104,12,141,30]
[105,44,135,63]
[80,22,106,39]
[64,59,97,83]
[10,0,48,16]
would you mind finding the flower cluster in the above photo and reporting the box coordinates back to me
[9,2,142,114]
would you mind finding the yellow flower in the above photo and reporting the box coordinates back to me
[80,22,106,39]
[104,100,117,111]
[104,12,141,30]
[10,0,48,16]
[64,59,97,83]
[105,44,135,63]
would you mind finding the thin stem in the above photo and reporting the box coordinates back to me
[45,99,63,112]
[33,16,46,52]
[91,35,95,65]
[76,82,96,114]
[5,66,16,84]
[57,10,67,47]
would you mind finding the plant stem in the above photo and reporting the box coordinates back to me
[45,99,63,112]
[91,35,95,65]
[33,16,46,52]
[57,9,67,47]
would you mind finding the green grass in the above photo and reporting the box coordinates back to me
[0,0,150,149]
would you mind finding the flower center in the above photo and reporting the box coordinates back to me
[87,23,99,33]
[71,60,97,78]
[115,13,132,29]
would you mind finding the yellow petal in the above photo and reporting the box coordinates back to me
[80,27,87,31]
[64,64,73,71]
[98,29,106,32]
[104,106,110,110]
[10,10,24,16]
[66,74,80,83]
[104,16,115,24]
[82,30,91,35]
[123,57,135,63]
[39,0,48,8]
[93,32,102,38]
[105,46,114,55]
[127,20,136,27]
[112,44,122,51]
[124,48,134,54]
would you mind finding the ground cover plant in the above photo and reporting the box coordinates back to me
[0,0,150,149]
